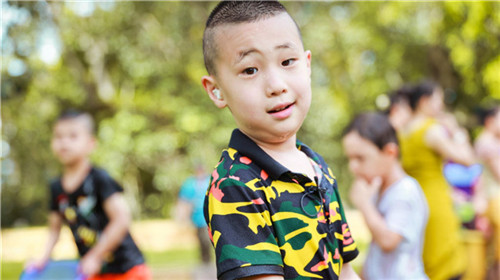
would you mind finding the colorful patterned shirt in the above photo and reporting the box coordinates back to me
[204,129,358,280]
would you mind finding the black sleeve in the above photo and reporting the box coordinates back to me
[93,168,124,203]
[49,180,61,211]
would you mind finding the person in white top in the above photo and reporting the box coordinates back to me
[342,112,429,280]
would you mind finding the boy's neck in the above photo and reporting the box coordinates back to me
[251,134,317,180]
[62,159,92,183]
[61,159,92,193]
[64,158,91,173]
[245,131,298,155]
[380,162,406,194]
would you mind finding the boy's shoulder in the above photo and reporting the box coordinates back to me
[385,176,426,205]
[89,166,112,180]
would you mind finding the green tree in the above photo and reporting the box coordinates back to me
[2,1,499,227]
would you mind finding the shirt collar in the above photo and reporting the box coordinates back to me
[228,129,320,180]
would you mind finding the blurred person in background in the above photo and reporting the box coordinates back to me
[474,105,500,280]
[175,163,214,277]
[343,112,428,280]
[399,80,476,280]
[385,84,413,132]
[29,110,151,280]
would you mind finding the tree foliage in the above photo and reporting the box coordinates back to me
[2,1,499,227]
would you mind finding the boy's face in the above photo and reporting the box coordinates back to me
[389,102,412,131]
[51,118,95,166]
[421,88,444,117]
[342,131,393,182]
[202,13,312,144]
[489,110,500,137]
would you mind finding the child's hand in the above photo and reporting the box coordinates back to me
[349,176,382,209]
[79,252,102,277]
[25,257,49,272]
[438,112,459,132]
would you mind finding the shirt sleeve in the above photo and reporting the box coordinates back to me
[383,183,422,244]
[385,200,415,242]
[93,169,123,203]
[49,181,60,211]
[205,176,284,279]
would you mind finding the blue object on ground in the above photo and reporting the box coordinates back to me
[20,260,86,280]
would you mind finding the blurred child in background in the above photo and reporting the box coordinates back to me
[343,112,428,280]
[30,110,150,280]
[385,85,413,132]
[399,81,476,280]
[474,105,500,280]
[175,163,213,269]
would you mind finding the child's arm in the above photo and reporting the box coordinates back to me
[425,123,475,166]
[339,263,361,280]
[30,212,63,270]
[349,177,403,252]
[79,193,131,277]
[174,199,192,225]
[483,148,500,182]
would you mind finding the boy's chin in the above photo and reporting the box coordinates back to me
[58,157,82,167]
[262,129,299,144]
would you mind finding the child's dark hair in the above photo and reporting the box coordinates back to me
[343,112,399,150]
[477,105,499,126]
[203,1,300,75]
[56,109,95,134]
[385,84,411,114]
[407,80,440,111]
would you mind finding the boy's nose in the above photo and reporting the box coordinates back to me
[264,68,287,96]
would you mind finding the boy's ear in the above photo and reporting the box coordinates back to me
[305,50,312,77]
[382,142,399,158]
[201,75,227,109]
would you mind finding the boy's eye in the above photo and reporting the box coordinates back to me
[282,59,296,67]
[242,68,257,75]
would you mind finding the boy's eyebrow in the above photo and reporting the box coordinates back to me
[235,42,296,65]
[236,48,258,64]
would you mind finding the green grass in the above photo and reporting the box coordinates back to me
[1,261,24,280]
[144,248,199,268]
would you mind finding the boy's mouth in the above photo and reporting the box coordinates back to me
[268,102,294,114]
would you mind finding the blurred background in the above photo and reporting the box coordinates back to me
[1,1,499,279]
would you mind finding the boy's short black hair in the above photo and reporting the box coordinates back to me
[56,109,95,134]
[477,105,500,126]
[407,80,440,111]
[203,0,300,75]
[343,112,399,150]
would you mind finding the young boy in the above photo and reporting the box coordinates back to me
[31,111,150,280]
[342,112,428,280]
[201,1,359,279]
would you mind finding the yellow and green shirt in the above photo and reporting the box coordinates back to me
[204,129,358,280]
